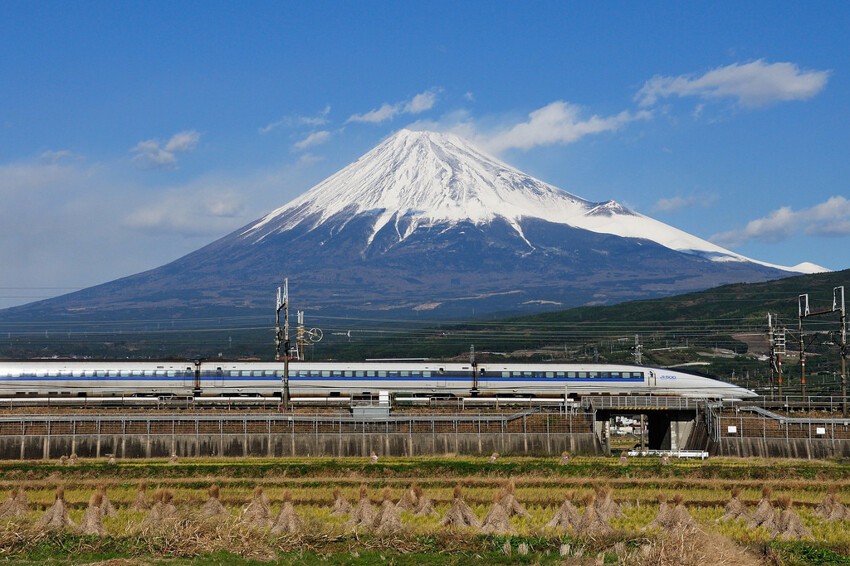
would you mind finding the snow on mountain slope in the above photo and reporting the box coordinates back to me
[243,129,813,272]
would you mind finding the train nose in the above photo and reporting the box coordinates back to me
[729,385,758,400]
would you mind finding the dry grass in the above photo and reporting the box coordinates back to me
[546,490,580,532]
[329,487,352,516]
[270,490,302,534]
[628,523,763,566]
[0,487,28,520]
[3,461,850,562]
[346,485,376,530]
[480,491,512,535]
[373,488,402,534]
[718,487,748,522]
[438,486,480,529]
[198,484,228,521]
[80,492,106,535]
[576,493,612,537]
[36,486,74,531]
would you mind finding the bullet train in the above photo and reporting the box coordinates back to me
[0,359,756,400]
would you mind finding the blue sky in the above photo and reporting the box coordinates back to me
[1,2,848,309]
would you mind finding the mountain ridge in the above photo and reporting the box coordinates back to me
[0,129,812,324]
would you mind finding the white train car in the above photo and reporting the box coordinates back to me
[0,359,756,400]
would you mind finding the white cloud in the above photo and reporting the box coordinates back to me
[125,188,245,235]
[259,106,331,134]
[652,193,718,213]
[475,101,651,153]
[38,149,80,163]
[293,130,332,150]
[347,103,400,124]
[404,90,438,114]
[636,60,830,108]
[464,91,475,102]
[0,160,83,194]
[711,196,850,246]
[131,130,200,169]
[347,88,441,124]
[297,153,324,166]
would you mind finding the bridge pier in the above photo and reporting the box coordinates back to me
[589,397,701,453]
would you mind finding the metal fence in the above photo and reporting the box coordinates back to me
[705,404,850,441]
[582,396,702,411]
[0,409,595,439]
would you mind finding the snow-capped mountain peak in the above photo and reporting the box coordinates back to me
[245,129,593,244]
[242,129,812,272]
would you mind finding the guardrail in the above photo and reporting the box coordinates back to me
[743,395,850,412]
[626,449,709,460]
[704,403,850,442]
[581,396,703,411]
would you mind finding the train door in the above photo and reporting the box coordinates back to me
[190,360,202,395]
[648,370,657,392]
[184,365,195,393]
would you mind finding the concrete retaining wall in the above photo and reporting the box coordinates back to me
[712,437,850,459]
[0,432,602,460]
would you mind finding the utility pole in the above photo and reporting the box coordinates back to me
[296,310,305,362]
[275,279,291,410]
[798,287,847,415]
[768,314,785,401]
[799,295,808,401]
[836,287,847,417]
[633,334,642,365]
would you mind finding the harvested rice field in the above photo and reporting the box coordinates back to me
[2,455,850,565]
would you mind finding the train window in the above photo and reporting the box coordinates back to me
[377,371,387,377]
[131,370,142,376]
[400,371,410,377]
[632,372,644,379]
[322,371,331,377]
[609,372,621,379]
[502,371,510,378]
[229,371,239,377]
[423,371,431,377]
[344,371,353,377]
[523,371,532,378]
[388,371,399,378]
[155,371,166,377]
[167,371,177,377]
[556,372,565,378]
[354,371,364,377]
[546,372,554,378]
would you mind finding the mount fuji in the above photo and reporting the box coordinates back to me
[1,129,813,324]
